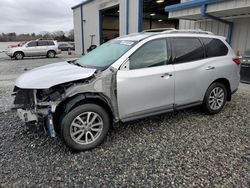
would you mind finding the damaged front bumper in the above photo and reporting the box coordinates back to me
[14,105,57,138]
[13,86,59,138]
[17,108,38,123]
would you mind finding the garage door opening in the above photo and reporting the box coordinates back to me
[142,0,180,31]
[100,5,120,44]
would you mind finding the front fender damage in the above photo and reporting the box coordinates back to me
[14,67,119,139]
[62,67,119,122]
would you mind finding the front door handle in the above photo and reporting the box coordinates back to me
[206,66,215,70]
[161,73,173,78]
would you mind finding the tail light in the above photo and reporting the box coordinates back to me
[233,57,241,65]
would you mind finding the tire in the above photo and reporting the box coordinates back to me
[47,50,56,58]
[203,82,227,114]
[14,52,24,60]
[61,104,110,151]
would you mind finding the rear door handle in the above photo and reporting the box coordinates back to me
[206,66,215,70]
[161,73,173,78]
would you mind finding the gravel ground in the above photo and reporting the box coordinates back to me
[0,53,250,187]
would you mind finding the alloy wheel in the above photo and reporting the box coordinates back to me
[70,112,103,145]
[208,87,225,110]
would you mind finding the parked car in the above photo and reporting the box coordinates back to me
[69,42,75,49]
[6,39,61,60]
[240,50,250,83]
[58,42,75,51]
[7,41,27,48]
[13,29,240,151]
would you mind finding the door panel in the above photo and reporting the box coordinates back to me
[174,59,216,105]
[23,41,38,56]
[38,41,49,55]
[24,47,38,56]
[170,37,216,105]
[117,65,175,120]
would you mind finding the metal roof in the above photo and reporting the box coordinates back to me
[165,0,224,12]
[167,0,250,20]
[72,0,94,9]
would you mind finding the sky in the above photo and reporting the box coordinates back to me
[0,0,83,34]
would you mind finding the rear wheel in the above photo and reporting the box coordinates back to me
[47,50,56,58]
[203,82,227,114]
[14,52,24,60]
[61,104,110,151]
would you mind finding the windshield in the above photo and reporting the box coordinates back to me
[76,40,136,69]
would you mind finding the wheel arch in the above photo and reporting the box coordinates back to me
[209,78,231,101]
[47,49,56,55]
[54,92,114,126]
[14,51,25,57]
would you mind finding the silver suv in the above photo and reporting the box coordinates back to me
[13,29,240,151]
[6,39,61,60]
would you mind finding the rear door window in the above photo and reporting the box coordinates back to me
[171,37,204,64]
[201,38,228,57]
[38,41,48,46]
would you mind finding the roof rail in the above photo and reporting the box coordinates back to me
[143,28,176,33]
[162,29,214,35]
[35,38,54,41]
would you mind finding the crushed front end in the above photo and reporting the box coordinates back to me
[13,87,38,123]
[12,86,64,137]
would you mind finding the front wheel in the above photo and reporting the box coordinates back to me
[14,52,24,60]
[203,82,227,114]
[61,104,110,151]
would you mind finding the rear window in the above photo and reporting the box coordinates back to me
[201,38,228,58]
[171,37,204,64]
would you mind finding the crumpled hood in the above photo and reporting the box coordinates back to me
[15,62,96,89]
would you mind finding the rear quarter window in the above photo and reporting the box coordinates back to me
[47,41,55,46]
[201,38,228,58]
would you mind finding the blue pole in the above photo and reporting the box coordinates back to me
[126,0,129,34]
[138,0,143,32]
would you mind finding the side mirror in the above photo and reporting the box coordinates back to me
[120,58,130,70]
[87,45,97,53]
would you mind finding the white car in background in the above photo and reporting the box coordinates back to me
[6,39,61,60]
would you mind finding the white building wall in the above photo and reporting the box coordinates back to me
[73,7,82,54]
[128,0,139,34]
[82,0,120,54]
[73,0,141,54]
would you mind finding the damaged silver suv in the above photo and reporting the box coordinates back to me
[13,29,240,151]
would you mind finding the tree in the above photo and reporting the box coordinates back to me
[68,29,74,41]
